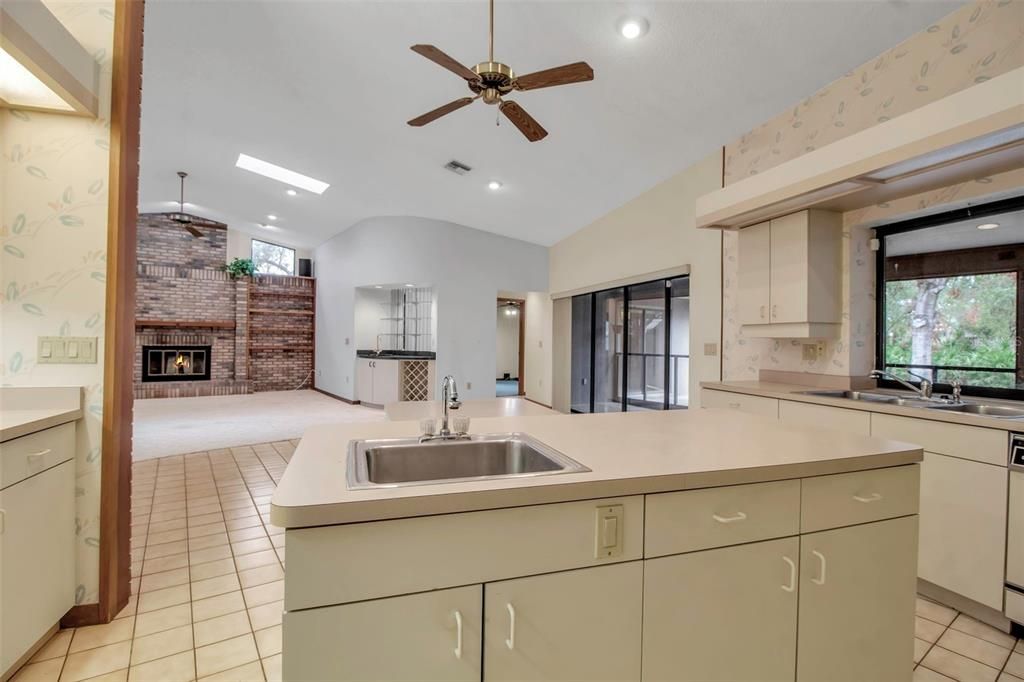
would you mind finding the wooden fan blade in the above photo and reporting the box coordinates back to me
[410,45,480,82]
[408,97,475,127]
[499,101,548,142]
[514,61,593,91]
[184,225,203,238]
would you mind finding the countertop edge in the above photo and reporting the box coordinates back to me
[701,381,1024,430]
[269,448,923,529]
[1,407,83,443]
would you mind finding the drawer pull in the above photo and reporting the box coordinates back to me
[852,492,882,504]
[712,511,747,524]
[505,603,516,650]
[782,556,796,593]
[727,402,741,409]
[0,509,5,534]
[811,550,827,586]
[453,610,463,659]
[27,448,52,463]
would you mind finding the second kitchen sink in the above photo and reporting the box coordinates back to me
[927,403,1024,418]
[796,390,1024,418]
[347,432,590,489]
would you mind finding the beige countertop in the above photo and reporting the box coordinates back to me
[385,397,557,421]
[702,380,1024,431]
[1,386,83,442]
[270,408,921,528]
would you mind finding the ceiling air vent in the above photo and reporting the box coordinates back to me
[444,160,472,175]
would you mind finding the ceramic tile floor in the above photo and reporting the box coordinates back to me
[12,441,296,682]
[10,438,1024,682]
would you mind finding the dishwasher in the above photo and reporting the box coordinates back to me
[1006,434,1024,631]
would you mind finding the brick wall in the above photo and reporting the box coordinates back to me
[134,214,315,398]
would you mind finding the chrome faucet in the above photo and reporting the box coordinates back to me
[950,379,964,404]
[869,369,934,400]
[439,375,462,436]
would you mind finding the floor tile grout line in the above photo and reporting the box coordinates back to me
[182,453,206,681]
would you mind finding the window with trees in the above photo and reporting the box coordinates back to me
[251,239,296,276]
[877,198,1024,399]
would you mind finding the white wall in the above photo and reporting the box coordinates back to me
[315,217,548,401]
[496,306,520,379]
[523,292,553,405]
[548,150,723,410]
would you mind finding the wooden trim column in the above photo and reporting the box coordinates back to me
[90,0,143,626]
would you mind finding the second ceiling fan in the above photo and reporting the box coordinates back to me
[407,0,594,142]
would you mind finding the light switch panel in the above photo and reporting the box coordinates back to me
[37,336,98,364]
[594,504,624,559]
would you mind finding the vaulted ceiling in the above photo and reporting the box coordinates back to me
[138,0,960,248]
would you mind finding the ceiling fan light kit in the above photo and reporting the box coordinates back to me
[407,0,594,142]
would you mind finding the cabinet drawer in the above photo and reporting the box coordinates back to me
[285,496,644,610]
[779,401,870,436]
[646,480,800,557]
[701,390,778,418]
[871,413,1005,466]
[801,465,919,533]
[0,422,75,490]
[1006,589,1024,623]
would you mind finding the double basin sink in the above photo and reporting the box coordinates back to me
[346,432,590,489]
[797,390,1024,419]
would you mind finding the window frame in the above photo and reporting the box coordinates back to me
[874,195,1024,401]
[250,238,296,276]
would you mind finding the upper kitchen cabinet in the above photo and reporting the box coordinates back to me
[737,209,842,338]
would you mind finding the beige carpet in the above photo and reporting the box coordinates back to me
[132,390,385,460]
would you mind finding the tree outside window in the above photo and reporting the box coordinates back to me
[252,239,295,276]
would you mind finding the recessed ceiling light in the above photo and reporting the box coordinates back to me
[488,180,503,191]
[286,189,297,196]
[266,214,277,221]
[977,222,1000,230]
[618,17,648,39]
[404,284,415,288]
[235,153,330,194]
[373,285,383,289]
[260,223,277,230]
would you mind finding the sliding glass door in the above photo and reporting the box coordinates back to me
[570,276,690,413]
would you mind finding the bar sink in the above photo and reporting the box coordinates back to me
[346,432,590,489]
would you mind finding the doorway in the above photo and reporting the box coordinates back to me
[497,298,525,397]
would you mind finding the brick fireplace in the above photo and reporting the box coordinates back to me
[134,213,315,399]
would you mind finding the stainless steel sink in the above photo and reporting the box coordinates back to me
[926,403,1024,418]
[796,390,923,404]
[346,432,590,489]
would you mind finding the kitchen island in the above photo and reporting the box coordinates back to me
[271,408,922,681]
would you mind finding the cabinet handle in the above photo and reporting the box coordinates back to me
[811,550,827,586]
[712,511,747,524]
[0,509,5,535]
[771,304,778,319]
[727,402,741,409]
[453,610,463,660]
[505,603,516,650]
[760,305,766,320]
[27,448,51,464]
[852,492,882,503]
[782,556,796,593]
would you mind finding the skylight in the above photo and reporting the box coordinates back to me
[235,153,330,194]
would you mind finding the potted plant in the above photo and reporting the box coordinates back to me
[225,257,254,280]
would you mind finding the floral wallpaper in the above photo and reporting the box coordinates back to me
[721,0,1024,381]
[0,1,114,605]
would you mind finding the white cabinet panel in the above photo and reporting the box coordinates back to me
[797,516,917,682]
[643,537,799,682]
[355,358,374,404]
[871,413,1006,466]
[484,562,642,682]
[0,460,75,674]
[768,211,809,324]
[779,400,871,436]
[738,221,771,325]
[1009,469,1024,591]
[283,585,482,682]
[372,359,401,405]
[800,464,919,533]
[919,452,1007,609]
[701,389,778,418]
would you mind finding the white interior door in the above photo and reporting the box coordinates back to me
[484,562,643,682]
[282,585,482,681]
[642,537,799,681]
[797,516,918,682]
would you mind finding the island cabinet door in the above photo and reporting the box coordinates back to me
[641,537,799,682]
[282,584,482,682]
[356,359,374,403]
[483,561,643,681]
[797,515,918,682]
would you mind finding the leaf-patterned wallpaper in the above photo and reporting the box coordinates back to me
[721,0,1024,381]
[0,1,114,605]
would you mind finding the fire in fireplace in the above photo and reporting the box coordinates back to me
[142,345,212,382]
